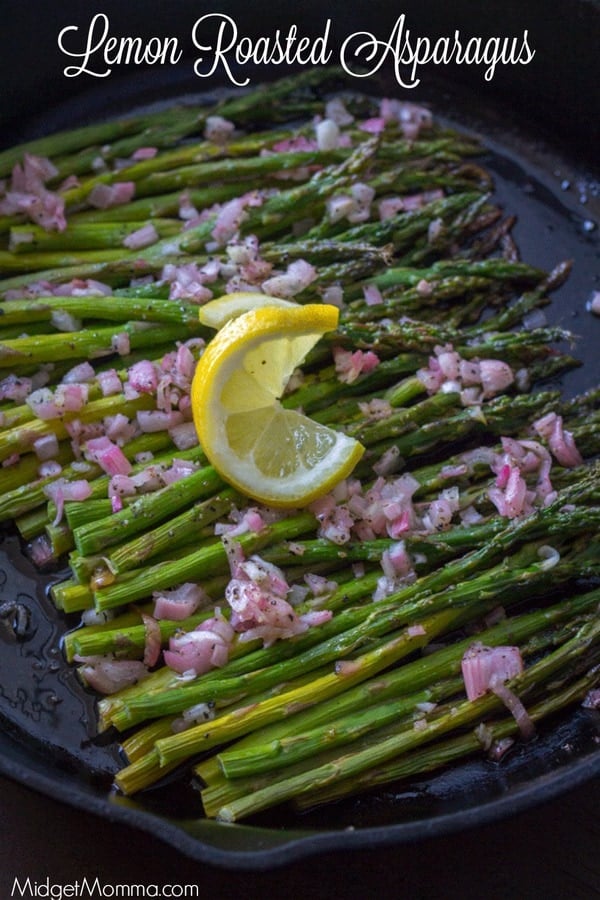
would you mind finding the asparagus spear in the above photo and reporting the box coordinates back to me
[0,67,358,180]
[0,294,205,329]
[0,70,597,824]
[198,609,597,812]
[213,614,600,821]
[109,521,599,737]
[294,670,598,811]
[214,588,600,780]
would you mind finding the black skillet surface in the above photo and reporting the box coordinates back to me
[0,0,599,869]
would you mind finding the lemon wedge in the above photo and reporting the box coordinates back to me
[198,291,299,330]
[191,303,364,508]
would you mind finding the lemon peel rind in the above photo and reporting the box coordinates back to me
[191,302,364,509]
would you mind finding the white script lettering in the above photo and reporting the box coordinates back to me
[57,13,182,78]
[191,14,332,86]
[340,16,536,88]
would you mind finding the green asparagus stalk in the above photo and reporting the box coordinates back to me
[0,392,157,466]
[110,523,599,735]
[0,294,205,329]
[0,320,204,371]
[72,464,224,556]
[213,614,600,821]
[119,539,596,795]
[0,67,358,179]
[92,511,317,612]
[214,587,600,780]
[294,670,598,811]
[0,70,597,825]
[198,611,597,813]
[115,605,468,792]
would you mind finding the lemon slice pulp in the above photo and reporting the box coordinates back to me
[191,303,364,508]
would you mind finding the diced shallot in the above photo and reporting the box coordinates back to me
[25,387,69,420]
[33,433,59,461]
[141,613,162,668]
[417,345,514,405]
[211,191,263,246]
[488,737,517,760]
[164,458,197,484]
[153,583,208,621]
[88,181,135,209]
[303,573,338,597]
[532,412,584,468]
[108,474,136,501]
[131,147,158,161]
[359,117,386,134]
[137,409,184,433]
[162,261,214,303]
[224,550,315,646]
[488,465,530,519]
[315,118,340,151]
[333,347,380,384]
[0,374,33,402]
[123,223,159,249]
[378,197,406,220]
[169,421,199,450]
[324,97,354,126]
[128,359,159,393]
[299,609,333,627]
[461,643,524,701]
[215,507,265,538]
[479,359,515,397]
[97,368,122,397]
[422,487,460,532]
[537,545,560,570]
[55,382,89,413]
[381,541,413,579]
[373,444,402,477]
[0,154,66,231]
[28,534,54,568]
[38,460,62,478]
[363,284,383,306]
[379,98,433,138]
[77,656,149,694]
[314,503,354,544]
[582,689,600,710]
[204,115,235,143]
[262,258,317,299]
[111,332,131,356]
[44,478,92,510]
[84,436,132,476]
[62,362,96,383]
[163,610,234,675]
[489,677,536,740]
[103,413,137,446]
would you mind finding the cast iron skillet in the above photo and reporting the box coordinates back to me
[0,1,598,869]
